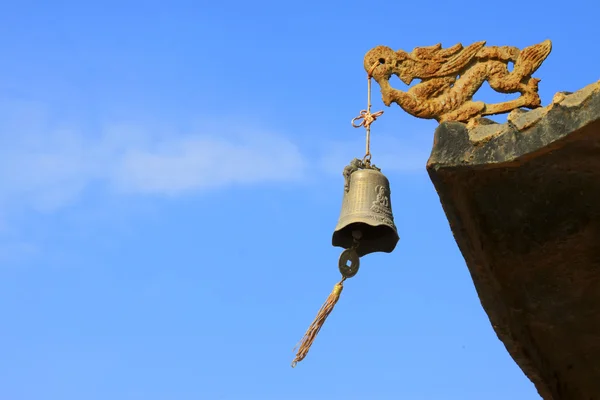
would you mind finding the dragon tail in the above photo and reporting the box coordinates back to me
[514,40,552,78]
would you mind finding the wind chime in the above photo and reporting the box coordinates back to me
[292,62,399,367]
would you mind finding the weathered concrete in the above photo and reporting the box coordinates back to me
[427,81,600,400]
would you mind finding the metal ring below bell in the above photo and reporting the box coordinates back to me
[338,248,360,278]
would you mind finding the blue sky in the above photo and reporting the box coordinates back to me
[0,1,598,399]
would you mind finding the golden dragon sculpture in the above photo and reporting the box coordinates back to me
[364,40,552,123]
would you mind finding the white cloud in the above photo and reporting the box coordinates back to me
[113,132,307,195]
[0,104,307,212]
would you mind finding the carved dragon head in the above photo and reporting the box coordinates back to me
[364,45,415,85]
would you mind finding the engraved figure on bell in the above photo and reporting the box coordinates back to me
[374,185,389,208]
[370,184,393,220]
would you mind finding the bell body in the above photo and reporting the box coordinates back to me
[332,167,399,257]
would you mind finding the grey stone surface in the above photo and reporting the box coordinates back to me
[427,81,600,400]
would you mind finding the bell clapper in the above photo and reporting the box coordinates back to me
[338,234,361,278]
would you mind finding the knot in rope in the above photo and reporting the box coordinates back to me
[351,109,384,129]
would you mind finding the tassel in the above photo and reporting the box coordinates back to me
[291,278,346,367]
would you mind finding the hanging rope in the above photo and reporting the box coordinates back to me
[351,61,384,165]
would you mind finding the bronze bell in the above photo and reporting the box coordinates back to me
[332,159,399,257]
